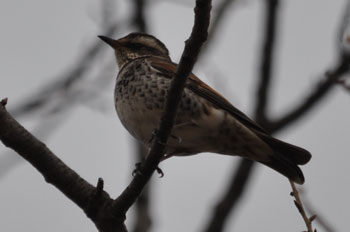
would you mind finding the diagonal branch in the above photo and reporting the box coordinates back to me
[268,52,350,133]
[112,0,212,216]
[203,159,255,232]
[0,99,126,232]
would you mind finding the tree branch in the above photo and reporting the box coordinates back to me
[0,99,127,232]
[112,0,212,216]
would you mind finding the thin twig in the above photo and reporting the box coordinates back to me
[112,0,212,215]
[301,190,337,232]
[289,180,315,232]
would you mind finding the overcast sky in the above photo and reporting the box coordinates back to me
[1,0,349,231]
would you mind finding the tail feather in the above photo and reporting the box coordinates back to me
[261,152,305,184]
[257,132,312,165]
[254,132,311,184]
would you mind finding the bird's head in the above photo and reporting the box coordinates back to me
[98,32,170,68]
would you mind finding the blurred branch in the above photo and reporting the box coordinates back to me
[10,22,120,118]
[289,180,316,232]
[112,0,212,216]
[203,159,255,232]
[254,0,279,126]
[130,1,153,231]
[269,52,350,132]
[132,0,148,33]
[203,0,279,231]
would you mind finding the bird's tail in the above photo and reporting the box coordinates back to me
[257,132,312,184]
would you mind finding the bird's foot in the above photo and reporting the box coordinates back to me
[132,161,164,178]
[156,166,164,178]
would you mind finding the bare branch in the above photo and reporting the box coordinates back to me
[301,190,337,232]
[0,101,127,232]
[289,180,315,232]
[112,0,212,215]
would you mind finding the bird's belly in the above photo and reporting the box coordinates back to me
[115,96,161,144]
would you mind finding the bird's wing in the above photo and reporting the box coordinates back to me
[148,57,268,134]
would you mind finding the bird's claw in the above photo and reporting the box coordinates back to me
[132,161,164,178]
[156,166,164,178]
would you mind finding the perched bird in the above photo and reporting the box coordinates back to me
[98,33,311,184]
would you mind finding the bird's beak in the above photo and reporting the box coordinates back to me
[98,35,120,48]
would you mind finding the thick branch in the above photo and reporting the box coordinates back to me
[112,0,212,215]
[0,100,127,232]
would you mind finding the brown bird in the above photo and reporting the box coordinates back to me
[99,32,311,184]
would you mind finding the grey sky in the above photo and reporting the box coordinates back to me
[1,0,349,231]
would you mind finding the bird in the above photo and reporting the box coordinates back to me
[98,32,311,184]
